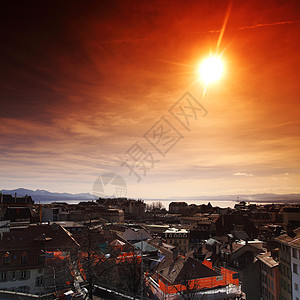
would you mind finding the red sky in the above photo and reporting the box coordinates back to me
[1,0,300,198]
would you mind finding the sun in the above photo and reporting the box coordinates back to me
[198,56,224,84]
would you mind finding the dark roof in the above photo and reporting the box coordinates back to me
[1,194,34,205]
[214,214,258,238]
[3,207,36,221]
[276,227,300,249]
[157,256,219,285]
[0,223,79,251]
[72,228,134,252]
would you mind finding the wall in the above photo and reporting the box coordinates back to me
[0,268,44,294]
[291,246,300,300]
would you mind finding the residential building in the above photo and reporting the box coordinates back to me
[163,228,189,254]
[220,240,264,299]
[276,227,300,300]
[212,213,258,239]
[257,251,280,300]
[100,208,124,222]
[169,202,188,214]
[282,207,300,230]
[121,226,152,242]
[0,223,79,295]
[0,193,34,207]
[146,255,242,300]
[96,198,146,219]
[276,228,300,300]
[291,244,300,300]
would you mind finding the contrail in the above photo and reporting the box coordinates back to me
[216,0,233,53]
[210,19,300,33]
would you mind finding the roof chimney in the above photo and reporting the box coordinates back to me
[15,193,17,202]
[104,226,110,239]
[172,248,179,261]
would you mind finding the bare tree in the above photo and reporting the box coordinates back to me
[172,265,204,300]
[118,250,142,297]
[73,218,121,299]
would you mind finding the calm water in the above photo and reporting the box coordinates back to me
[47,199,238,209]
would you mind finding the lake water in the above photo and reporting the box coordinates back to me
[46,198,239,208]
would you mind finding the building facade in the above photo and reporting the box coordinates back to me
[276,228,300,300]
[0,223,79,295]
[258,252,280,300]
[291,245,300,300]
[163,228,189,254]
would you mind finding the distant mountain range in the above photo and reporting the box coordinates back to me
[1,188,300,204]
[1,188,98,202]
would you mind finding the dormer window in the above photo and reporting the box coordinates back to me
[21,254,28,265]
[3,256,10,265]
[3,252,10,265]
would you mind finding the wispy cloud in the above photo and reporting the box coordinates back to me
[209,19,300,33]
[233,172,254,177]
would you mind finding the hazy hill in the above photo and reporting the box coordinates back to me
[1,188,97,202]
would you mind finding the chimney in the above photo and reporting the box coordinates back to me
[286,222,296,237]
[172,248,179,261]
[104,226,110,239]
[14,193,17,203]
[0,192,3,204]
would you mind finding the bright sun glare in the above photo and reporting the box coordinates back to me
[198,56,223,84]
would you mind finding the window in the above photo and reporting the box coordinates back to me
[38,255,45,264]
[3,256,10,265]
[10,271,15,281]
[293,263,298,274]
[21,255,28,265]
[295,282,298,291]
[0,272,7,281]
[20,270,28,280]
[36,276,43,287]
[293,248,298,258]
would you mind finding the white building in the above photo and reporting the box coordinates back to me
[291,244,300,300]
[163,227,189,253]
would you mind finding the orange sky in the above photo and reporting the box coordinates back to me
[0,0,300,198]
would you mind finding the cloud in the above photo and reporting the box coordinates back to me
[233,172,254,177]
[209,20,300,33]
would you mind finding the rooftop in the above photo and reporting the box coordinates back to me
[164,227,188,234]
[276,227,300,249]
[156,256,219,285]
[257,252,279,268]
